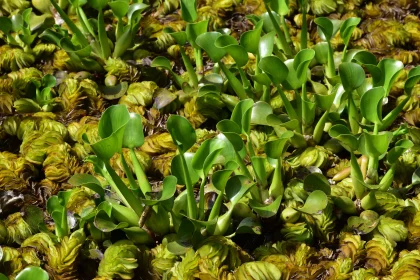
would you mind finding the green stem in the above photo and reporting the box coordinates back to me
[208,188,224,222]
[219,61,248,100]
[281,15,292,45]
[301,83,307,132]
[348,92,359,134]
[264,4,293,56]
[379,164,395,191]
[254,54,263,93]
[98,9,111,59]
[379,96,410,131]
[129,148,152,196]
[276,86,300,129]
[261,86,271,103]
[246,135,256,158]
[367,124,379,183]
[116,18,124,41]
[180,47,198,88]
[195,48,203,78]
[313,109,329,144]
[120,152,141,191]
[238,67,254,98]
[326,42,335,78]
[269,158,284,200]
[350,152,365,199]
[180,152,198,219]
[341,44,348,62]
[50,0,89,47]
[300,2,307,50]
[77,7,97,40]
[198,178,206,220]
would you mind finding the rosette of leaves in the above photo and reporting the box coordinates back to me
[97,240,139,280]
[280,222,313,243]
[387,250,420,279]
[364,235,396,275]
[8,67,42,97]
[1,206,43,245]
[20,130,64,165]
[0,0,29,15]
[0,151,36,191]
[338,233,366,264]
[167,249,199,280]
[351,268,379,280]
[140,132,177,155]
[150,243,178,278]
[234,261,281,280]
[287,146,330,169]
[0,246,42,278]
[0,93,14,115]
[21,229,86,280]
[118,81,158,111]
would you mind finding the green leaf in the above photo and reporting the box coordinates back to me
[0,17,12,33]
[404,66,420,95]
[265,131,293,159]
[166,29,187,45]
[171,153,200,185]
[109,1,129,18]
[339,62,366,92]
[217,119,242,134]
[127,3,148,22]
[68,174,104,199]
[215,35,249,67]
[282,59,301,90]
[304,173,331,195]
[314,42,329,64]
[387,139,414,164]
[249,196,282,218]
[167,115,196,153]
[352,50,377,65]
[180,0,197,22]
[258,56,289,85]
[240,21,263,54]
[340,17,361,46]
[186,20,208,49]
[221,132,244,152]
[314,17,342,41]
[259,31,276,58]
[123,227,154,245]
[347,210,379,234]
[297,190,328,214]
[331,196,357,214]
[11,14,23,32]
[42,74,56,88]
[192,139,224,177]
[293,49,315,83]
[142,176,177,206]
[251,101,273,125]
[260,11,280,33]
[122,113,144,149]
[0,274,7,280]
[151,56,172,70]
[412,168,420,186]
[314,90,337,111]
[100,82,128,100]
[328,125,358,152]
[94,208,129,232]
[360,87,385,124]
[236,217,262,235]
[359,132,393,158]
[196,32,226,62]
[377,58,404,96]
[231,99,254,134]
[15,267,49,280]
[92,105,130,160]
[87,0,108,10]
[269,0,289,15]
[212,169,233,192]
[226,175,254,205]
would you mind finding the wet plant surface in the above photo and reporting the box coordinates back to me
[1,0,420,279]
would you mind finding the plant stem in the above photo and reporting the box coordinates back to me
[254,54,263,93]
[348,92,359,134]
[341,44,348,62]
[98,9,111,59]
[116,18,124,41]
[313,109,329,143]
[281,15,292,45]
[180,47,198,88]
[219,62,248,100]
[367,123,379,184]
[261,86,271,102]
[180,152,198,219]
[120,152,141,191]
[300,1,307,50]
[198,178,206,220]
[264,4,293,56]
[238,68,254,98]
[276,86,300,125]
[195,48,203,79]
[129,148,152,196]
[269,158,284,200]
[326,42,335,78]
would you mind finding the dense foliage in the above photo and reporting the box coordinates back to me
[1,0,420,279]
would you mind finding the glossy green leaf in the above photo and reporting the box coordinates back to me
[68,173,104,199]
[122,113,144,149]
[240,21,263,54]
[92,105,130,160]
[297,190,328,214]
[252,73,272,86]
[352,50,377,65]
[192,138,224,177]
[142,176,177,206]
[360,87,384,124]
[196,32,226,62]
[259,31,276,58]
[87,0,108,10]
[339,62,365,92]
[236,217,262,235]
[166,29,188,47]
[151,56,172,70]
[314,42,329,64]
[186,20,208,49]
[180,0,197,22]
[314,90,337,111]
[260,11,280,33]
[171,153,200,186]
[216,119,242,134]
[293,49,315,83]
[123,227,154,245]
[328,125,358,151]
[127,3,148,22]
[387,139,414,164]
[231,99,254,134]
[11,14,23,32]
[100,82,128,100]
[42,74,56,88]
[225,175,254,205]
[109,1,129,18]
[269,0,289,15]
[167,115,196,154]
[264,131,293,159]
[94,209,129,232]
[251,101,273,125]
[212,169,234,192]
[282,59,301,90]
[0,274,7,280]
[15,266,49,280]
[359,132,393,158]
[412,168,420,186]
[258,56,289,85]
[377,59,404,96]
[249,196,282,218]
[0,17,12,33]
[221,132,245,152]
[404,66,420,95]
[314,17,342,41]
[340,17,361,46]
[347,210,379,234]
[251,156,268,186]
[215,35,249,67]
[332,196,357,214]
[304,173,331,195]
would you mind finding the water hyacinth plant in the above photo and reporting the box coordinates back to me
[0,0,420,279]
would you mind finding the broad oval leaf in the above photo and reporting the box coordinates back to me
[0,17,12,34]
[142,176,177,206]
[339,62,365,92]
[265,131,293,159]
[196,32,226,62]
[216,119,242,134]
[293,49,315,83]
[377,59,404,96]
[68,174,104,199]
[249,196,282,218]
[231,99,254,134]
[314,42,328,64]
[186,20,208,49]
[15,266,49,280]
[360,87,384,124]
[171,153,200,186]
[122,113,144,149]
[180,0,197,22]
[258,56,289,85]
[165,29,187,46]
[304,173,331,195]
[314,17,342,41]
[297,190,328,214]
[226,175,254,205]
[387,139,414,164]
[251,101,273,125]
[359,132,393,158]
[332,196,357,214]
[259,31,276,58]
[167,115,196,153]
[109,1,129,18]
[340,17,361,46]
[192,138,224,177]
[240,21,263,54]
[404,66,420,95]
[151,56,172,70]
[215,35,249,67]
[352,50,377,66]
[87,0,108,10]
